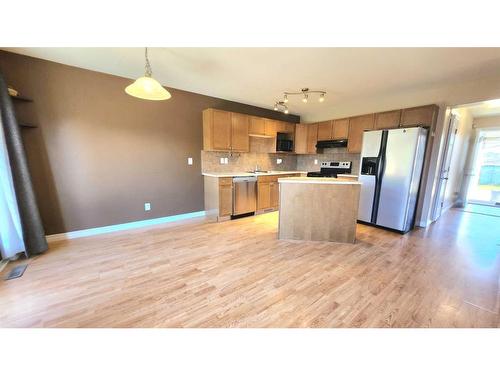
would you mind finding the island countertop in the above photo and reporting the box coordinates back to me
[278,176,361,185]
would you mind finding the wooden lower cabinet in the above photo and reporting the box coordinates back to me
[218,178,233,216]
[257,182,271,210]
[257,174,300,211]
[204,176,233,221]
[270,182,279,209]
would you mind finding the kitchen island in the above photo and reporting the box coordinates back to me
[277,177,361,243]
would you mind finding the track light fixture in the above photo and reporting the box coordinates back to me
[273,101,289,114]
[272,88,326,113]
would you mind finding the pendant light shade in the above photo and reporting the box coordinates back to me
[125,48,171,101]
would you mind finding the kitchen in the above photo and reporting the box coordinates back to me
[201,104,438,242]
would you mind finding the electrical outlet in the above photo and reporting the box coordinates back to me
[314,159,318,165]
[224,157,229,164]
[144,203,151,211]
[277,158,283,165]
[188,157,193,165]
[220,157,225,164]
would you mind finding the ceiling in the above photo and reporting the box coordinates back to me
[4,48,500,121]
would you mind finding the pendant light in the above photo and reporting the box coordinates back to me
[125,48,171,101]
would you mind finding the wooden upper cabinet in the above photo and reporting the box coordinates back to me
[347,114,374,154]
[264,119,277,137]
[317,120,333,141]
[332,118,349,139]
[400,105,439,128]
[275,121,286,133]
[294,123,308,154]
[231,113,249,152]
[306,123,319,154]
[375,110,401,130]
[285,122,295,134]
[249,116,265,136]
[203,108,232,151]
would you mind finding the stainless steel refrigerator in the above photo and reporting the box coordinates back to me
[358,127,427,233]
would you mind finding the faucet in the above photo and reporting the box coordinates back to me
[255,164,261,172]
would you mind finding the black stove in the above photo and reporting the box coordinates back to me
[306,161,352,178]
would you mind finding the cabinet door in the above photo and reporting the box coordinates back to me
[294,124,308,154]
[317,120,333,141]
[264,119,277,137]
[332,118,349,139]
[219,182,233,216]
[374,110,401,130]
[307,123,318,154]
[257,182,271,210]
[348,114,374,153]
[285,122,295,134]
[249,116,265,136]
[400,105,438,128]
[212,110,232,150]
[231,113,249,152]
[275,121,287,133]
[270,182,279,209]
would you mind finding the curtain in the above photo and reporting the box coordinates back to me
[0,113,25,258]
[0,72,47,258]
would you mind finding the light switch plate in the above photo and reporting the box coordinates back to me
[188,157,193,165]
[277,158,283,165]
[314,159,318,165]
[144,202,151,211]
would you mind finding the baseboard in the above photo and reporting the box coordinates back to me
[416,218,433,228]
[46,210,206,242]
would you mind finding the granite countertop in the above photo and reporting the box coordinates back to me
[278,177,361,185]
[202,171,307,178]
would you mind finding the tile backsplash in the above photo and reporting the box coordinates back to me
[202,150,297,172]
[296,148,361,174]
[202,137,360,174]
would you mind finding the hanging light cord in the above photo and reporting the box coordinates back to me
[145,47,152,77]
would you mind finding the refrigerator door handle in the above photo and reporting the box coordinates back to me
[371,130,388,223]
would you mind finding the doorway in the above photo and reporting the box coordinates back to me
[466,129,500,207]
[431,98,500,222]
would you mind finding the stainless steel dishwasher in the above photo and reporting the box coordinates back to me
[232,176,257,215]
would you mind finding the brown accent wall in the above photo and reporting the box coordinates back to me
[0,50,299,234]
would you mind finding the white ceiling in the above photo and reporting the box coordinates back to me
[4,48,500,121]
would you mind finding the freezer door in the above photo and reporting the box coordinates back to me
[376,128,426,231]
[357,130,383,222]
[358,174,376,222]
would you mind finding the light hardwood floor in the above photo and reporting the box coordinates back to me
[1,208,499,327]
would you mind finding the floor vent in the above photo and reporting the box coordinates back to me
[4,264,28,281]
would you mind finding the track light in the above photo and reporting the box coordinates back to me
[274,104,279,111]
[283,94,288,103]
[302,94,308,103]
[284,108,289,114]
[319,93,325,102]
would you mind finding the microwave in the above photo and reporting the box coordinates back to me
[276,133,293,152]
